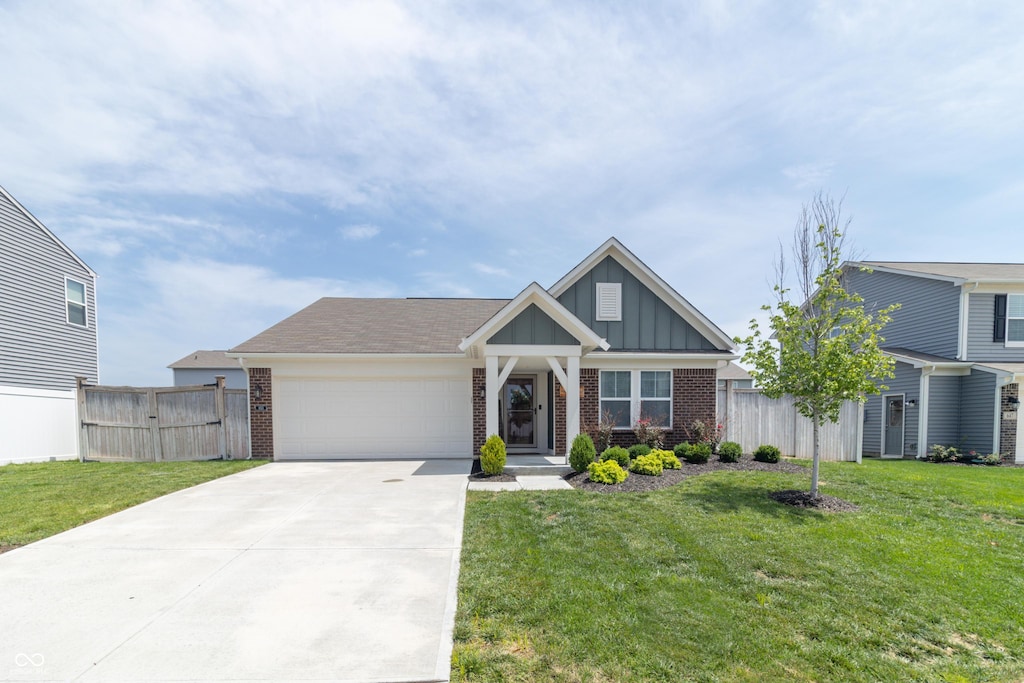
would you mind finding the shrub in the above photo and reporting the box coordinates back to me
[630,453,664,476]
[686,419,724,452]
[628,444,652,459]
[480,434,507,475]
[650,448,681,469]
[924,444,960,463]
[982,453,1002,466]
[753,444,781,463]
[685,442,712,464]
[569,433,597,473]
[587,459,628,484]
[673,442,692,460]
[633,417,666,449]
[718,441,742,462]
[600,446,630,468]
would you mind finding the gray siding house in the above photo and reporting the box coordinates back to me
[846,262,1024,462]
[0,185,98,463]
[168,350,247,389]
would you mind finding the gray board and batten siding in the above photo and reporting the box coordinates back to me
[967,292,1024,362]
[927,375,961,447]
[487,303,580,345]
[0,188,97,391]
[863,361,920,457]
[557,255,719,351]
[844,267,960,359]
[959,369,996,454]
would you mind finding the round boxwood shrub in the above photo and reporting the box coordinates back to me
[718,441,742,463]
[630,453,664,476]
[600,446,630,468]
[650,448,681,469]
[480,434,507,475]
[673,442,692,460]
[628,444,652,460]
[569,432,597,472]
[587,459,628,484]
[753,444,781,463]
[685,442,711,464]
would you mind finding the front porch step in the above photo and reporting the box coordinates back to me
[504,455,573,477]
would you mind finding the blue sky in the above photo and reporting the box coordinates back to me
[1,1,1022,385]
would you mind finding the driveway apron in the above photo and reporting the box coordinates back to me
[0,459,471,683]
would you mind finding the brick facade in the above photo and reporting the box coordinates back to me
[472,368,486,456]
[999,383,1019,461]
[248,368,274,459]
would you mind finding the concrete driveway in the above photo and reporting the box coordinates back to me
[0,459,471,683]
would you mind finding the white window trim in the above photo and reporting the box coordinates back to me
[595,282,622,322]
[599,369,673,430]
[65,276,88,328]
[1005,293,1024,347]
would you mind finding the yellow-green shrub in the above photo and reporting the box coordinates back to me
[629,453,664,476]
[650,449,680,469]
[587,459,628,484]
[480,434,506,475]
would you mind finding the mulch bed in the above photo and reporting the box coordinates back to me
[564,455,807,493]
[468,472,518,482]
[770,489,860,512]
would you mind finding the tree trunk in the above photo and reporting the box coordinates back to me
[810,409,820,498]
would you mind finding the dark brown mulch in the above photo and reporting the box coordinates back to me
[564,455,807,493]
[770,489,860,512]
[468,472,518,482]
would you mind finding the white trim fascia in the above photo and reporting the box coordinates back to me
[548,238,736,351]
[590,351,737,361]
[881,350,968,372]
[226,352,464,361]
[0,185,97,277]
[993,384,1002,456]
[458,282,609,353]
[919,371,930,456]
[967,282,1024,294]
[970,364,1020,381]
[881,392,906,458]
[847,262,967,285]
[484,344,582,358]
[957,283,977,360]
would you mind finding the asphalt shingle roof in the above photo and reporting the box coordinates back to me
[229,298,511,354]
[168,350,239,369]
[862,262,1024,282]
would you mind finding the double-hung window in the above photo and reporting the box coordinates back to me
[1008,294,1024,344]
[599,370,672,428]
[66,278,87,327]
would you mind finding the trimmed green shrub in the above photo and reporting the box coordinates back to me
[982,453,1002,466]
[628,444,652,459]
[630,453,664,476]
[753,444,781,463]
[600,446,630,468]
[650,448,681,469]
[718,441,742,463]
[685,442,711,464]
[480,434,507,475]
[587,459,628,484]
[673,442,692,460]
[569,433,598,473]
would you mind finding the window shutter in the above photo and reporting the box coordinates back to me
[595,283,621,321]
[994,294,1007,342]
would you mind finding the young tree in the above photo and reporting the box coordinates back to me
[736,192,899,497]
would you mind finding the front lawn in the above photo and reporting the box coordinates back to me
[0,459,265,550]
[453,459,1024,682]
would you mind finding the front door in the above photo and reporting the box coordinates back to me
[505,376,536,449]
[883,394,904,458]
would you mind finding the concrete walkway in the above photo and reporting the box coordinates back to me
[467,475,573,491]
[0,459,471,683]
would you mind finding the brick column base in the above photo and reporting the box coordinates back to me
[248,368,274,459]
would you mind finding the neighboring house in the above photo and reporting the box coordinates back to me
[168,349,247,389]
[845,262,1024,462]
[0,185,98,464]
[228,238,737,460]
[716,362,753,428]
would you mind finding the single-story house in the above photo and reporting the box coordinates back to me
[228,238,738,460]
[168,349,247,389]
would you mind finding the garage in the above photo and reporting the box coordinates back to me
[273,376,472,459]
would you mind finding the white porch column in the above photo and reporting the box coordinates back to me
[566,355,580,455]
[485,355,499,439]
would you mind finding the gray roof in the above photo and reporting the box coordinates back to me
[881,347,959,364]
[975,362,1024,376]
[168,350,241,369]
[230,298,510,354]
[860,262,1024,282]
[718,362,753,381]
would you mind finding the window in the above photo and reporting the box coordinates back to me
[599,370,672,428]
[66,278,87,327]
[595,282,621,321]
[1008,294,1024,344]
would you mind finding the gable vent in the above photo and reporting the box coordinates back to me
[595,282,622,321]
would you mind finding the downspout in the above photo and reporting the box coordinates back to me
[919,366,932,459]
[958,282,980,360]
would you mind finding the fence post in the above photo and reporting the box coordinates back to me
[148,388,163,461]
[76,377,88,462]
[215,376,228,459]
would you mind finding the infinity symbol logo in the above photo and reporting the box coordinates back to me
[15,653,44,667]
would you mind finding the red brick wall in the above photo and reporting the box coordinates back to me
[999,383,1019,461]
[248,368,274,459]
[555,383,566,456]
[472,368,486,456]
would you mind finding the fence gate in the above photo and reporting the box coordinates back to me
[77,377,249,462]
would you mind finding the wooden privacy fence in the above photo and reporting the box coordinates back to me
[77,377,249,462]
[724,389,863,462]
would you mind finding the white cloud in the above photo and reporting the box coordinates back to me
[340,224,381,241]
[472,263,510,278]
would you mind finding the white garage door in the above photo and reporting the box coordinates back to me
[274,377,472,459]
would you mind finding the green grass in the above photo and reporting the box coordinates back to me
[0,459,266,548]
[453,459,1024,682]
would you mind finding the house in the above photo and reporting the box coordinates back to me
[228,238,737,460]
[0,185,98,464]
[845,262,1024,462]
[168,349,247,389]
